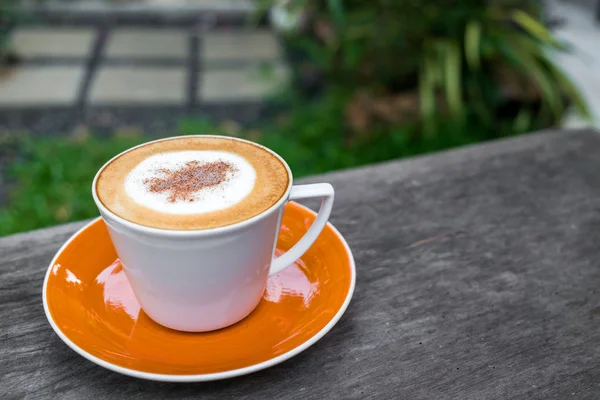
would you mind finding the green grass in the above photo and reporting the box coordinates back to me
[0,133,146,235]
[0,90,541,236]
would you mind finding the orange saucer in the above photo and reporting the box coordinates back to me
[42,202,355,382]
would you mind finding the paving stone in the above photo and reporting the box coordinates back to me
[27,0,254,14]
[200,63,289,102]
[0,66,84,106]
[105,29,189,60]
[145,0,250,8]
[89,66,187,104]
[9,28,95,58]
[203,30,281,62]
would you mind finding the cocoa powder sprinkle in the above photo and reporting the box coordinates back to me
[143,160,236,202]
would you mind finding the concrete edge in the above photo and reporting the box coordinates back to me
[0,219,91,245]
[298,128,600,184]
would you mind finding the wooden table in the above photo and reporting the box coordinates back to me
[3,129,600,399]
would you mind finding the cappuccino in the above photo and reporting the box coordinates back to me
[96,137,289,230]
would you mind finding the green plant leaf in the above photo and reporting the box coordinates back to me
[345,25,373,40]
[546,61,591,120]
[343,41,363,69]
[493,30,566,120]
[524,56,563,119]
[513,108,533,133]
[327,0,345,26]
[419,53,437,134]
[442,40,463,115]
[511,10,553,44]
[291,37,333,70]
[465,20,482,70]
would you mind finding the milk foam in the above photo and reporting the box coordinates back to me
[124,150,256,215]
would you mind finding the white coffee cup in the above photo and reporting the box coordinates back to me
[92,136,334,332]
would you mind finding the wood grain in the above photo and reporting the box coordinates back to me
[2,129,600,399]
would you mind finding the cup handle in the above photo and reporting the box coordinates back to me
[269,183,335,276]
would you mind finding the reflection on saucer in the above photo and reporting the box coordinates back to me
[265,251,320,309]
[95,260,141,321]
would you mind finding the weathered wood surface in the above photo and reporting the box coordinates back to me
[2,129,600,399]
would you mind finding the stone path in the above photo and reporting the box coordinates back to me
[2,26,287,107]
[0,22,288,133]
[19,0,254,19]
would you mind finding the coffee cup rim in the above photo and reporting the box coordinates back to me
[91,134,294,238]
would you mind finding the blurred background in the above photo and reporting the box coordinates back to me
[0,0,598,236]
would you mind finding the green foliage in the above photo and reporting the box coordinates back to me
[0,133,146,236]
[274,0,588,126]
